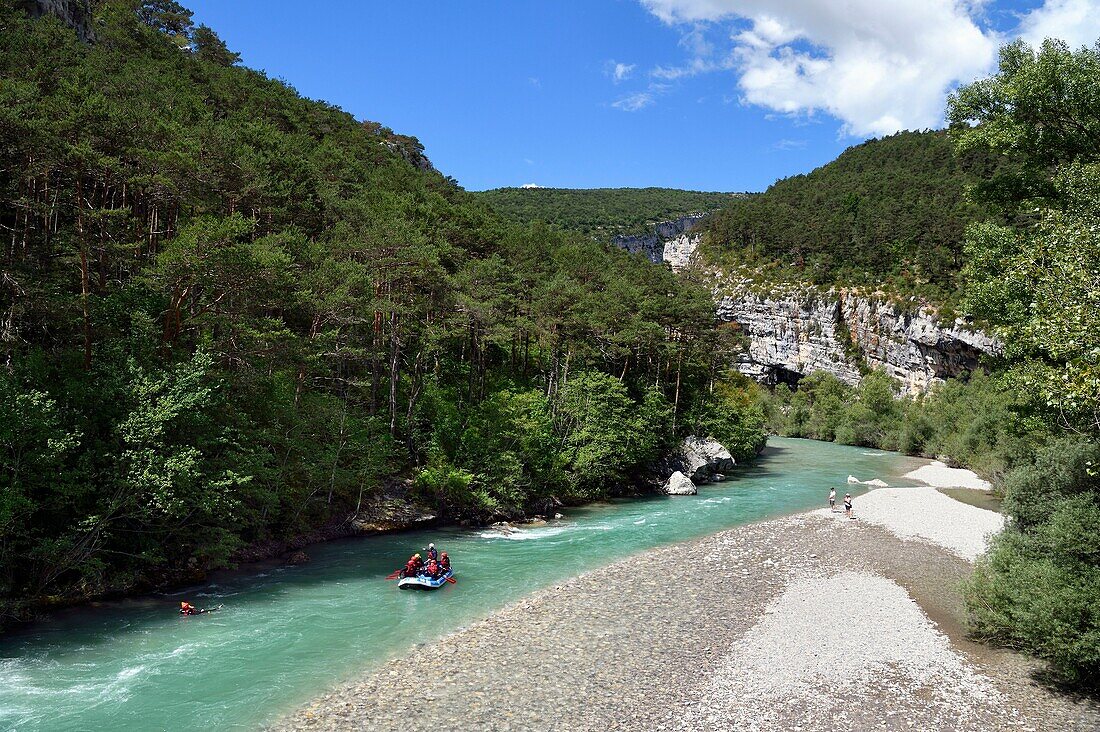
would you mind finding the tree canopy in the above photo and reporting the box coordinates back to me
[946,39,1100,687]
[477,187,740,238]
[701,130,1012,300]
[0,1,765,623]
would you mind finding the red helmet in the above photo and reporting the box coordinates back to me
[440,552,448,558]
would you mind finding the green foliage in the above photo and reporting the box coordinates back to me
[765,369,1043,478]
[0,3,762,616]
[962,164,1100,433]
[415,383,563,519]
[477,187,740,237]
[967,439,1100,685]
[945,39,1100,687]
[557,372,671,500]
[771,371,851,442]
[688,372,768,462]
[834,370,901,449]
[702,130,1010,299]
[948,39,1100,210]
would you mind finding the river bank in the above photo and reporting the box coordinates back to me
[1,439,928,731]
[273,484,1099,731]
[1,434,747,630]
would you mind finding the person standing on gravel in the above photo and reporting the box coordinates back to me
[829,488,837,512]
[844,493,853,519]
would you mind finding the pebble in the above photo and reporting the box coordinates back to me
[269,515,1100,732]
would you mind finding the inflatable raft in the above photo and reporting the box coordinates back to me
[397,569,453,590]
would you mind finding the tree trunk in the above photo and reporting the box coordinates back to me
[672,349,683,436]
[75,178,91,369]
[388,310,400,438]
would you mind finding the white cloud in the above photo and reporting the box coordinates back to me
[638,0,1001,136]
[612,91,656,111]
[652,56,721,79]
[1018,0,1100,50]
[772,138,808,150]
[606,60,637,82]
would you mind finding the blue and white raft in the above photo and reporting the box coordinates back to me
[397,569,454,590]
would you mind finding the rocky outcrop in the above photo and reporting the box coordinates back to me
[714,279,1001,394]
[362,121,434,172]
[612,216,705,267]
[21,0,95,41]
[673,436,736,483]
[662,233,702,272]
[651,436,735,491]
[350,497,438,533]
[663,471,698,495]
[286,551,311,565]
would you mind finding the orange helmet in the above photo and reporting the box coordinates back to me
[440,552,448,559]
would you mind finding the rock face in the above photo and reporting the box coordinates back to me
[611,216,705,268]
[714,280,1001,394]
[21,0,96,42]
[286,551,310,565]
[680,436,736,483]
[610,215,998,393]
[351,497,437,534]
[663,471,698,496]
[667,436,736,484]
[662,233,702,272]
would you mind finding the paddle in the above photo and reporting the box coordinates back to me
[445,576,456,584]
[385,568,405,580]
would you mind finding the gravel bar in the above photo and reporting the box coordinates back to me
[272,505,1100,731]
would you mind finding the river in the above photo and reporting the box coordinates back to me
[0,438,923,730]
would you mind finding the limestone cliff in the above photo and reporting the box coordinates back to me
[611,215,704,267]
[611,217,997,392]
[713,277,1000,393]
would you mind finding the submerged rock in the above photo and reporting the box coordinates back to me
[663,471,698,496]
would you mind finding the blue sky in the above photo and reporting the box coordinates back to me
[186,1,1100,192]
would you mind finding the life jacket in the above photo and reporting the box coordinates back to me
[439,556,451,571]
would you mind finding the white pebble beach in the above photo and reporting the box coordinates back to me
[274,458,1098,732]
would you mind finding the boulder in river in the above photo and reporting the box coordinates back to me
[672,436,736,484]
[286,551,310,565]
[663,471,698,496]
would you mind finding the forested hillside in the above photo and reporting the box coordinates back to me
[0,1,764,622]
[477,187,740,237]
[702,130,1010,299]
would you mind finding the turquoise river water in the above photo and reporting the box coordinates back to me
[0,438,922,731]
